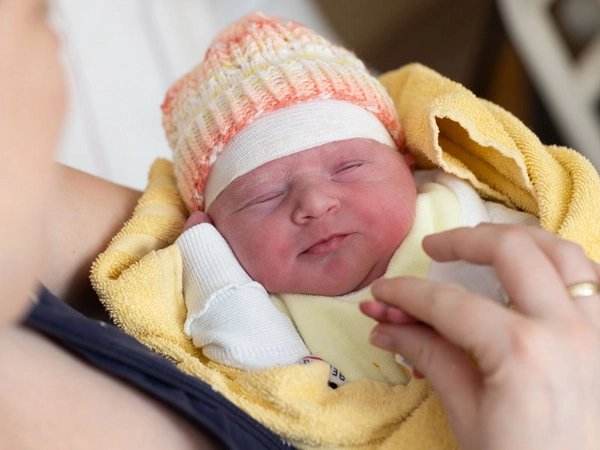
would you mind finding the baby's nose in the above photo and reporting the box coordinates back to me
[292,183,340,224]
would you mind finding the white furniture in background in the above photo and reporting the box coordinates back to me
[497,0,600,170]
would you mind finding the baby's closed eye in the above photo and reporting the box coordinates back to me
[331,160,369,182]
[239,191,285,211]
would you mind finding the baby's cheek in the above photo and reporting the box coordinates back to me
[249,263,284,292]
[251,241,296,290]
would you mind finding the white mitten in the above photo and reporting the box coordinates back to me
[175,224,310,370]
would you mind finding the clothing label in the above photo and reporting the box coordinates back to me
[298,356,347,388]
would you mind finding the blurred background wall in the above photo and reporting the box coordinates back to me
[50,0,338,190]
[50,0,600,190]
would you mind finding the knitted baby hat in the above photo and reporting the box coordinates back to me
[162,11,403,212]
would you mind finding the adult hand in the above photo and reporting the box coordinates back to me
[361,224,600,450]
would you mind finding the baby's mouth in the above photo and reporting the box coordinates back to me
[301,234,349,256]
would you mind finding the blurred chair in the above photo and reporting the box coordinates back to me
[497,0,600,170]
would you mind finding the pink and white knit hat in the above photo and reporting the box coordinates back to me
[162,11,403,212]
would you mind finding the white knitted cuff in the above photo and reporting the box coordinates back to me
[175,223,310,369]
[175,223,253,326]
[188,282,310,370]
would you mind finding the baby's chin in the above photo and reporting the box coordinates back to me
[267,283,362,297]
[262,266,385,297]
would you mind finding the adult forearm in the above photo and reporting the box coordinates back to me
[38,163,141,307]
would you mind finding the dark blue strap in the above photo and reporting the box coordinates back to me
[24,285,293,450]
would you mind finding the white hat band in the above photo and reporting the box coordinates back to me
[204,99,396,209]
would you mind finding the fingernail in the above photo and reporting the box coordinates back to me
[413,368,425,379]
[394,353,413,369]
[370,331,395,352]
[395,354,425,379]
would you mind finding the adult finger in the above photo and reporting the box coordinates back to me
[370,277,514,373]
[524,228,600,324]
[359,300,417,325]
[369,322,480,428]
[573,261,600,328]
[422,224,574,319]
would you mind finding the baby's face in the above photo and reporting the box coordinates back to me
[207,138,417,296]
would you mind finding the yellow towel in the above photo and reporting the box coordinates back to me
[91,63,600,449]
[380,63,600,260]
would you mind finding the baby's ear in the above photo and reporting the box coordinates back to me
[403,152,416,171]
[183,211,213,231]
